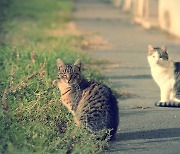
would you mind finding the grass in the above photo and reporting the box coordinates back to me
[0,0,110,153]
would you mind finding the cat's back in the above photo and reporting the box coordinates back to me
[174,62,180,74]
[76,81,119,137]
[81,81,112,103]
[77,81,118,117]
[174,62,180,97]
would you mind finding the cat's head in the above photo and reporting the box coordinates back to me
[57,59,82,85]
[147,44,169,66]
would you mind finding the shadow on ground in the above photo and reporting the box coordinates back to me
[117,128,180,141]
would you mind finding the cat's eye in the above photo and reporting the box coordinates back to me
[59,73,67,78]
[73,73,79,77]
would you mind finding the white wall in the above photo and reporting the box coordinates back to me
[112,0,180,37]
[159,0,180,37]
[123,0,132,11]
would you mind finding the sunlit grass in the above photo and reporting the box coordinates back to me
[0,0,109,153]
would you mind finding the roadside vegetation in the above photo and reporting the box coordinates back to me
[0,0,109,153]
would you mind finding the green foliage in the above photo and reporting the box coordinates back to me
[0,46,108,154]
[0,0,109,153]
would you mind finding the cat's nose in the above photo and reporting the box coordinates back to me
[67,75,71,83]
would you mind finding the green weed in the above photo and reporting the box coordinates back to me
[0,0,110,153]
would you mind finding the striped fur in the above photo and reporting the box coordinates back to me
[147,45,180,107]
[56,59,119,139]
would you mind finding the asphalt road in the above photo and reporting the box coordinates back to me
[73,0,180,153]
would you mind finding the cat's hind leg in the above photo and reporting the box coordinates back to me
[170,90,180,102]
[170,90,176,101]
[173,98,180,102]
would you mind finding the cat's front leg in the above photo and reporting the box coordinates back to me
[74,116,80,126]
[159,86,171,102]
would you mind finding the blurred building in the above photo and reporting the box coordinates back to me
[112,0,180,38]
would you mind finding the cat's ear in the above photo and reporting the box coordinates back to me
[74,59,82,71]
[57,58,65,70]
[148,45,154,55]
[161,45,168,52]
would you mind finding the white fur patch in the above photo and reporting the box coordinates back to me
[147,53,178,102]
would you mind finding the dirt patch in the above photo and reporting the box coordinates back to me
[50,22,81,36]
[115,89,139,100]
[48,21,113,50]
[81,32,113,50]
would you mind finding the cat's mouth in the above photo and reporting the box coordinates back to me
[63,81,77,87]
[59,80,71,87]
[156,61,159,64]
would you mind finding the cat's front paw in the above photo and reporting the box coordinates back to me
[155,101,169,107]
[155,101,163,106]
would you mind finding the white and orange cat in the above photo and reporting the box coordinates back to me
[147,45,180,107]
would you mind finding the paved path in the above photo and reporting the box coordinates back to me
[74,0,180,153]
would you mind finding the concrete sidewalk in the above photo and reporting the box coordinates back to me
[74,0,180,153]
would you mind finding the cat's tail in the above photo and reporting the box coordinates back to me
[155,102,180,108]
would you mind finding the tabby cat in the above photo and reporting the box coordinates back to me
[147,45,180,107]
[56,58,119,139]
